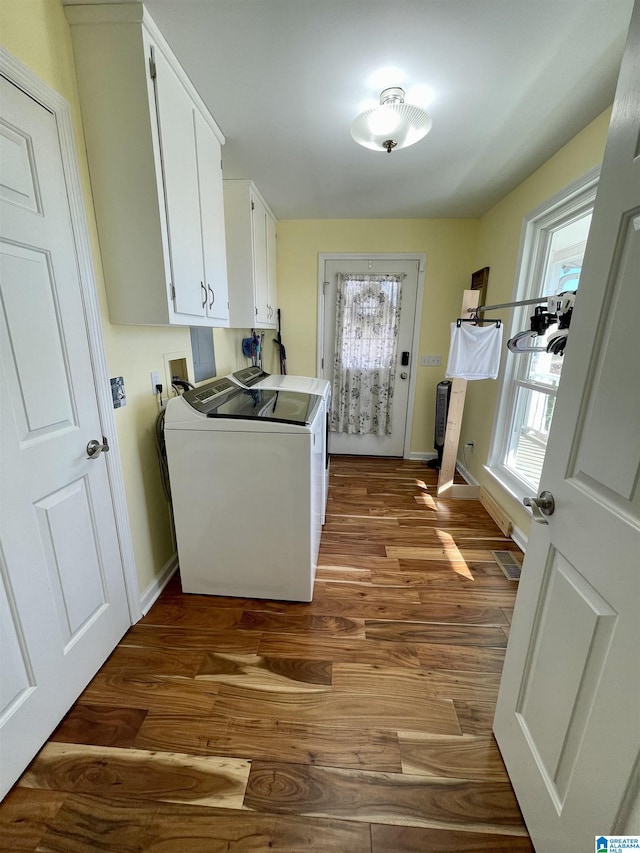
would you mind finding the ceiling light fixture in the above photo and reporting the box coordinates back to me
[351,87,433,154]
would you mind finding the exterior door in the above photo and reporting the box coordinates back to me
[493,5,640,851]
[0,75,131,798]
[322,258,420,456]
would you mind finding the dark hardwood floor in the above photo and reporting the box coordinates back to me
[0,456,533,852]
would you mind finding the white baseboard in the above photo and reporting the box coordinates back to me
[511,524,528,553]
[455,460,479,485]
[408,451,437,461]
[456,461,528,553]
[139,553,178,616]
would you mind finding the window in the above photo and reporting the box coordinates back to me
[488,169,598,499]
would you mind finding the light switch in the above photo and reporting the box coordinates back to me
[420,354,442,367]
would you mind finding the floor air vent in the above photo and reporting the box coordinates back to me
[491,549,522,581]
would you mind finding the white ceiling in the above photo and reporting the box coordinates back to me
[63,0,634,219]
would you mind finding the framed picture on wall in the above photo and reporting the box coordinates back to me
[471,267,489,318]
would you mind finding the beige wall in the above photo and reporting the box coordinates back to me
[277,219,479,454]
[0,0,248,594]
[460,109,612,537]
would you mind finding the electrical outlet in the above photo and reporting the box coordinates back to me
[420,354,442,367]
[150,370,161,394]
[464,441,475,453]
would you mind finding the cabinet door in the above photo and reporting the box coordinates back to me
[194,112,229,324]
[266,209,277,322]
[152,46,206,318]
[252,193,271,326]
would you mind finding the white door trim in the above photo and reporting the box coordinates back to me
[318,252,426,459]
[0,47,141,622]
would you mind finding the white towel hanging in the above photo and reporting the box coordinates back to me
[445,321,503,380]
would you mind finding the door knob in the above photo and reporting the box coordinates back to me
[400,372,408,380]
[86,436,110,459]
[523,490,555,524]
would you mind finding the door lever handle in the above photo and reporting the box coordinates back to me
[523,490,555,524]
[86,436,110,459]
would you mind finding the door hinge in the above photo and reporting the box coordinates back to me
[322,281,328,294]
[149,47,157,80]
[321,356,324,369]
[169,282,175,299]
[251,200,255,211]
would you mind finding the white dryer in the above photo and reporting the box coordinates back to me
[228,367,331,520]
[164,377,324,602]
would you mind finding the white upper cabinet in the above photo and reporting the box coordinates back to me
[224,180,278,329]
[66,3,229,327]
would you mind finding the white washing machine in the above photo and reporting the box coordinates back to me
[228,367,331,520]
[164,376,324,602]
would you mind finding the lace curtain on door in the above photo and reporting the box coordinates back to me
[331,273,404,435]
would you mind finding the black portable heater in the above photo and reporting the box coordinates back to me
[427,380,452,470]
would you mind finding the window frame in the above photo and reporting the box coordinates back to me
[486,166,600,503]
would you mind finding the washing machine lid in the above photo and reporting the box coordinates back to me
[230,367,330,399]
[229,366,269,387]
[187,386,322,426]
[181,377,239,412]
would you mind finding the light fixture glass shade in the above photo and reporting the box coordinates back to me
[351,87,432,153]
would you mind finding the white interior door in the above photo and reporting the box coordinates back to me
[322,258,420,457]
[0,75,131,799]
[493,5,640,850]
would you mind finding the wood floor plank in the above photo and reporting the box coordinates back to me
[0,788,67,852]
[414,642,506,673]
[415,587,519,608]
[453,700,498,736]
[387,546,497,562]
[50,704,148,748]
[319,541,388,556]
[77,671,218,715]
[364,621,509,646]
[99,644,205,678]
[37,795,373,853]
[397,733,509,781]
[120,624,261,653]
[244,761,527,834]
[332,664,502,703]
[369,507,439,518]
[502,606,515,624]
[140,601,244,630]
[256,634,421,668]
[19,743,250,809]
[244,595,510,624]
[318,554,401,570]
[314,580,422,604]
[194,652,332,691]
[371,824,534,852]
[212,684,462,735]
[315,566,373,583]
[135,714,402,772]
[238,610,366,638]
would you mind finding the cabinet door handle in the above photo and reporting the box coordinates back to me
[208,284,214,309]
[200,282,207,309]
